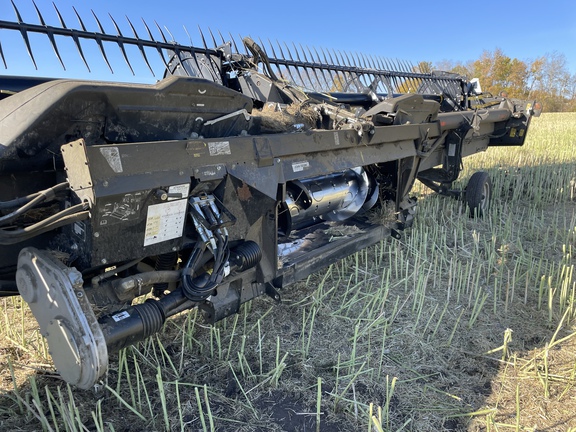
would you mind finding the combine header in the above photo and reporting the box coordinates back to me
[0,2,541,388]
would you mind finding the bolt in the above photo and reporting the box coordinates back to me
[156,190,168,201]
[102,181,109,187]
[94,232,100,238]
[101,258,107,265]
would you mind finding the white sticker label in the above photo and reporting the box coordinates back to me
[100,147,123,173]
[292,161,310,172]
[167,183,190,201]
[208,141,231,156]
[112,311,130,322]
[144,199,187,246]
[334,131,340,146]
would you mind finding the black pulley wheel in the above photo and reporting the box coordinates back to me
[466,171,492,217]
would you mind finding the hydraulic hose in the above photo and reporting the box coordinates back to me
[0,203,89,245]
[0,182,69,226]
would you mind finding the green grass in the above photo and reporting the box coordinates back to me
[1,112,575,431]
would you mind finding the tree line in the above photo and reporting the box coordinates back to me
[433,49,576,112]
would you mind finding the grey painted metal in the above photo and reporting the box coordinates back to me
[16,247,108,389]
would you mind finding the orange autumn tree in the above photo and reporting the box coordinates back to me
[435,49,575,112]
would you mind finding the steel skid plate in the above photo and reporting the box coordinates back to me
[15,248,108,389]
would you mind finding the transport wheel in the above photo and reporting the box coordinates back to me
[466,171,492,217]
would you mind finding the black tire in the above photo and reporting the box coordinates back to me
[466,171,492,217]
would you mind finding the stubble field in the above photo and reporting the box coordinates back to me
[1,112,575,431]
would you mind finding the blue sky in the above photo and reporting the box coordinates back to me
[1,0,575,83]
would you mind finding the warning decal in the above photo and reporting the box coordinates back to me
[144,198,187,246]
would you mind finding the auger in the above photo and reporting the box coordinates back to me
[0,1,541,389]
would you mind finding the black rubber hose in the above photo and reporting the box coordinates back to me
[0,204,89,245]
[0,192,39,210]
[0,208,89,245]
[0,182,69,227]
